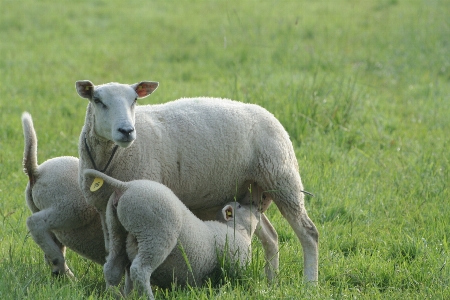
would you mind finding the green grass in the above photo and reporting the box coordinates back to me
[1,0,449,298]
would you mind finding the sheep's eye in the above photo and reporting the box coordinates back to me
[238,204,242,208]
[132,98,137,106]
[93,98,107,109]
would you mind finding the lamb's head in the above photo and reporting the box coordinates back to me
[76,80,158,148]
[220,202,260,238]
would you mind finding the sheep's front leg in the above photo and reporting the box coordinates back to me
[254,213,279,282]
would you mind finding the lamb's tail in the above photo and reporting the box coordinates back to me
[22,112,39,183]
[83,169,128,193]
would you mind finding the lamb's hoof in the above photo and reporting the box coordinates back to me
[105,285,124,299]
[51,270,63,277]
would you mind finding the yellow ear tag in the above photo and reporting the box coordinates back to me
[85,86,90,91]
[226,210,232,217]
[90,177,104,192]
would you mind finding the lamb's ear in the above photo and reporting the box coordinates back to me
[76,80,94,99]
[132,81,159,98]
[222,205,234,221]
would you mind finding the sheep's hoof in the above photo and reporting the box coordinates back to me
[51,269,63,277]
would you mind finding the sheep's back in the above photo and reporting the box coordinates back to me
[131,98,297,209]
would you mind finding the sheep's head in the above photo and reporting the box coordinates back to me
[76,80,158,148]
[221,202,260,238]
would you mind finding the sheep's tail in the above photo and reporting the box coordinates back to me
[22,112,39,183]
[83,169,128,193]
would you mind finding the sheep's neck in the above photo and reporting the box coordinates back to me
[84,134,119,173]
[83,104,119,172]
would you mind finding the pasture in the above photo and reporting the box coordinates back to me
[0,0,449,298]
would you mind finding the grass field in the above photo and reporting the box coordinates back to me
[1,0,449,298]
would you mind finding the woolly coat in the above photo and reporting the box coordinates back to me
[79,97,298,216]
[84,169,258,296]
[77,89,318,282]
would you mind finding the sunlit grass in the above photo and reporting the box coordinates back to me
[0,0,449,298]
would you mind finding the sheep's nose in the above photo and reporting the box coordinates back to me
[118,127,134,136]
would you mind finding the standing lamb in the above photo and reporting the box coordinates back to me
[22,112,106,278]
[84,169,260,300]
[76,80,318,282]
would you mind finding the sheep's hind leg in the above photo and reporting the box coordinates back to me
[123,264,134,297]
[285,209,318,283]
[270,176,319,283]
[26,210,74,278]
[129,259,154,300]
[103,226,129,289]
[129,234,178,300]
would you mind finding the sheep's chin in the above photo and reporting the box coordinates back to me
[115,139,135,148]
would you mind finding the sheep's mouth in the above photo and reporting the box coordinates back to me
[115,138,135,148]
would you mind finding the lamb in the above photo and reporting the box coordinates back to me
[76,80,319,282]
[84,169,260,300]
[22,112,106,278]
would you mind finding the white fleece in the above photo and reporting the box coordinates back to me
[76,81,318,282]
[85,169,259,300]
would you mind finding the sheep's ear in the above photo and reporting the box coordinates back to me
[222,205,234,221]
[132,81,159,98]
[76,80,94,99]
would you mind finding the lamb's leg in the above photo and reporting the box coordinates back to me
[98,212,110,253]
[129,242,169,300]
[129,257,155,300]
[104,253,129,288]
[254,213,279,281]
[129,232,179,300]
[269,173,319,283]
[26,210,74,278]
[104,216,129,288]
[123,264,133,297]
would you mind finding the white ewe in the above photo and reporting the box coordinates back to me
[84,169,260,300]
[76,80,318,282]
[22,112,106,278]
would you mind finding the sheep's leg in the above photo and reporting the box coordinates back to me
[26,210,74,278]
[129,258,154,300]
[269,175,319,283]
[254,213,279,281]
[129,234,178,300]
[104,199,131,289]
[104,253,129,288]
[98,212,110,253]
[129,246,170,300]
[285,210,318,283]
[123,264,133,297]
[104,226,129,288]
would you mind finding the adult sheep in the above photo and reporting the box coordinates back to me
[22,112,106,277]
[76,80,318,282]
